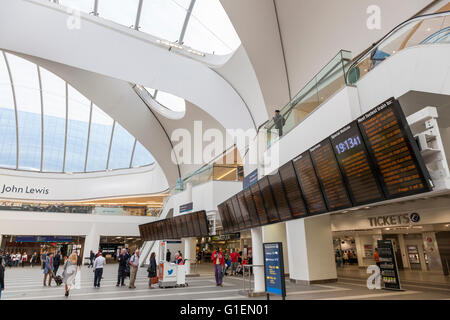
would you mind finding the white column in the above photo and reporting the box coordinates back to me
[82,224,100,264]
[286,215,337,284]
[184,237,192,274]
[251,226,265,293]
[263,222,289,274]
[397,234,409,269]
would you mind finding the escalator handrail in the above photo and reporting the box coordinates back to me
[346,10,450,83]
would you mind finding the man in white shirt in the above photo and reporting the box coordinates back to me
[93,252,106,288]
[129,250,140,289]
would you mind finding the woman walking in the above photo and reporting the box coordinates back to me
[147,252,157,289]
[62,253,78,297]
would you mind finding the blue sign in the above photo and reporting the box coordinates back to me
[15,236,73,243]
[179,202,193,214]
[263,242,286,299]
[243,169,258,189]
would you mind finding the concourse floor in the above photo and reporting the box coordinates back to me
[1,264,449,300]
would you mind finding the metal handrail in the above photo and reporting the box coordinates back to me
[242,264,264,293]
[346,10,450,83]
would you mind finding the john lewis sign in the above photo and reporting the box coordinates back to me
[1,184,49,195]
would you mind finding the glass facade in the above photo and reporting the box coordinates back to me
[0,51,154,173]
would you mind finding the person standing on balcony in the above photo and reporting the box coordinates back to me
[273,110,286,137]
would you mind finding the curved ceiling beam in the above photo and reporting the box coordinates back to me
[0,0,256,132]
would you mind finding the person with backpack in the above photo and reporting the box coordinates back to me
[128,250,140,289]
[116,249,128,287]
[53,251,61,275]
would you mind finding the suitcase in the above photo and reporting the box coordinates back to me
[150,277,159,285]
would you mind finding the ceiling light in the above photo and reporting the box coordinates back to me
[187,48,205,57]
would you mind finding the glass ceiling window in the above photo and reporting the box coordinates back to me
[0,53,16,169]
[155,89,185,112]
[132,141,155,167]
[108,122,135,170]
[0,51,155,173]
[6,53,42,171]
[53,0,241,55]
[86,104,113,172]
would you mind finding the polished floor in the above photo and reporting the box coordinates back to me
[1,264,449,300]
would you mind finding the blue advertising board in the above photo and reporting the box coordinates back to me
[263,242,286,299]
[243,169,258,190]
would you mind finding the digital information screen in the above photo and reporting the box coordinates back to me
[268,172,292,221]
[175,216,183,238]
[330,121,385,205]
[258,176,280,223]
[357,98,432,199]
[377,239,402,290]
[226,200,238,232]
[185,214,195,237]
[293,151,328,214]
[231,195,245,228]
[244,187,260,227]
[310,139,353,211]
[279,161,307,218]
[217,203,230,233]
[198,211,209,235]
[237,191,252,229]
[263,242,286,299]
[251,182,269,225]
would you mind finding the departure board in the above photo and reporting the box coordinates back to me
[175,216,183,237]
[169,219,178,239]
[250,182,269,225]
[244,187,260,227]
[330,121,385,205]
[268,172,292,221]
[198,211,209,235]
[231,195,245,228]
[165,219,173,239]
[357,97,432,198]
[237,191,252,229]
[293,151,328,214]
[225,200,238,232]
[191,211,200,236]
[180,214,189,238]
[258,176,280,223]
[217,203,230,233]
[278,161,307,218]
[310,139,353,211]
[185,214,195,236]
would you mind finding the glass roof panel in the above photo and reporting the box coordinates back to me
[97,0,140,28]
[86,104,114,172]
[0,54,16,169]
[57,0,95,13]
[139,0,189,42]
[132,140,155,167]
[6,53,41,171]
[156,89,185,112]
[40,67,66,172]
[108,122,135,170]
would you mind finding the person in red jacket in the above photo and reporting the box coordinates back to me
[211,247,225,287]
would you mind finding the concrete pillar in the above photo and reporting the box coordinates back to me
[397,234,410,269]
[286,215,337,285]
[262,222,289,274]
[251,227,265,293]
[184,237,191,274]
[354,234,365,267]
[423,232,443,272]
[82,224,100,265]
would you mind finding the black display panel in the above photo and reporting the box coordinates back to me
[198,211,209,235]
[357,97,432,199]
[192,211,201,236]
[231,195,245,228]
[258,176,279,223]
[165,219,173,239]
[217,203,230,233]
[180,214,190,238]
[237,191,252,229]
[278,161,307,218]
[170,219,179,239]
[250,182,269,225]
[267,172,292,221]
[222,202,234,233]
[330,121,385,205]
[162,220,169,239]
[185,214,195,237]
[293,151,328,214]
[175,216,183,237]
[310,139,353,211]
[244,187,260,227]
[225,200,238,232]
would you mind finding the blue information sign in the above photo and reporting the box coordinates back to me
[243,169,258,190]
[263,242,286,299]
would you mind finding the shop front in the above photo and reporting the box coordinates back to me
[196,230,252,263]
[331,195,450,276]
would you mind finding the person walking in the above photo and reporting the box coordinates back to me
[116,249,128,287]
[15,252,21,267]
[41,251,47,270]
[88,250,94,268]
[43,252,54,286]
[174,252,184,265]
[53,251,61,275]
[93,252,106,288]
[30,252,37,268]
[273,109,286,138]
[211,247,225,287]
[0,256,4,300]
[21,252,27,268]
[147,252,157,289]
[128,250,140,289]
[62,253,78,297]
[229,249,240,276]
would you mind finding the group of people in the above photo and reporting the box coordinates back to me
[1,251,39,268]
[210,248,252,287]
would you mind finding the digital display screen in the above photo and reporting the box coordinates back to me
[175,216,183,237]
[310,139,353,211]
[250,182,268,225]
[169,219,178,239]
[293,151,327,214]
[231,195,244,228]
[180,214,189,238]
[357,98,432,198]
[278,161,307,218]
[244,187,260,227]
[237,191,252,229]
[185,214,195,237]
[268,172,292,221]
[198,211,209,235]
[258,176,279,223]
[217,203,230,233]
[165,219,173,239]
[226,200,238,232]
[330,121,384,205]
